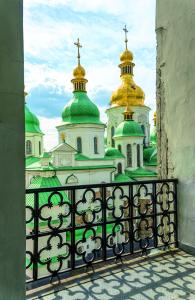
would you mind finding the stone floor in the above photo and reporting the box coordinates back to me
[27,250,195,300]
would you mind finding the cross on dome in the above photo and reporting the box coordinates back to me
[123,25,128,50]
[74,38,82,65]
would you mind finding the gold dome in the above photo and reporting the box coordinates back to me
[120,49,133,62]
[110,26,145,107]
[110,75,145,107]
[73,64,86,78]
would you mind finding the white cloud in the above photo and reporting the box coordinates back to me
[24,0,156,145]
[39,116,61,150]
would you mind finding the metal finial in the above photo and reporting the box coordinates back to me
[74,38,82,65]
[123,25,128,50]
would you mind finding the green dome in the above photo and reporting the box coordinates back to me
[114,120,144,138]
[143,146,157,166]
[105,147,124,158]
[25,105,43,134]
[62,91,103,124]
[150,126,157,145]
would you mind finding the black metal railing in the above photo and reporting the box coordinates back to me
[26,179,178,286]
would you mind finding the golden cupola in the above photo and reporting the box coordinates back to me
[110,25,145,107]
[71,38,88,92]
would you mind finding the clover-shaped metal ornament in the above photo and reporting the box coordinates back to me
[76,188,102,224]
[38,233,71,276]
[75,227,102,264]
[107,186,129,219]
[39,191,71,231]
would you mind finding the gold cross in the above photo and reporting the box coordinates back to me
[123,25,128,50]
[74,38,82,65]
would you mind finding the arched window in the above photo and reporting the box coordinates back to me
[141,124,145,134]
[127,144,132,167]
[117,163,122,174]
[66,174,78,184]
[26,140,32,155]
[118,144,122,152]
[137,144,141,167]
[111,126,115,147]
[141,125,146,146]
[94,137,98,154]
[77,137,82,153]
[39,141,41,156]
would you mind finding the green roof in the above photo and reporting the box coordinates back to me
[41,152,51,158]
[26,164,115,171]
[114,120,144,138]
[26,156,40,167]
[105,147,125,158]
[126,167,157,178]
[26,176,69,207]
[150,126,157,145]
[143,146,157,166]
[62,91,104,125]
[25,104,43,134]
[114,173,134,183]
[75,153,90,160]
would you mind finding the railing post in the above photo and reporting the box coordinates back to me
[173,181,178,248]
[129,184,134,254]
[70,189,76,270]
[101,186,107,261]
[33,191,39,281]
[152,183,158,249]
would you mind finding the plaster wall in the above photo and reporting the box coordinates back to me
[57,169,113,186]
[156,0,195,251]
[0,0,25,299]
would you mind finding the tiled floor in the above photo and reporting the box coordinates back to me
[27,250,195,300]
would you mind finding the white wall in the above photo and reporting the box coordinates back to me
[115,136,144,170]
[25,132,43,157]
[57,123,105,158]
[156,0,195,252]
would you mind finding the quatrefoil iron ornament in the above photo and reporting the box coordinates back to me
[107,186,129,219]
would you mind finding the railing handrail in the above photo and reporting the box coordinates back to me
[26,178,178,194]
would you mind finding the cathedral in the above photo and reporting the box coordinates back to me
[25,29,157,277]
[25,32,157,190]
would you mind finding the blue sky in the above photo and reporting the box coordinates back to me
[24,0,156,150]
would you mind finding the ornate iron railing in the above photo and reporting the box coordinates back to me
[26,179,178,286]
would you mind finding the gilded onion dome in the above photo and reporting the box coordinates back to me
[110,26,145,107]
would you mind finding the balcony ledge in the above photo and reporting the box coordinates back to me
[26,249,195,300]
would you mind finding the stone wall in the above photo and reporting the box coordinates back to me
[0,0,25,299]
[156,0,195,252]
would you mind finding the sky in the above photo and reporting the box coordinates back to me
[24,0,156,150]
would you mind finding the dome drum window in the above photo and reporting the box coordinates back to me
[26,140,32,155]
[127,144,132,167]
[117,163,122,174]
[137,144,141,167]
[94,137,98,154]
[111,126,115,147]
[77,137,82,153]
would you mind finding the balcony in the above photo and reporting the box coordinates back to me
[25,178,185,299]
